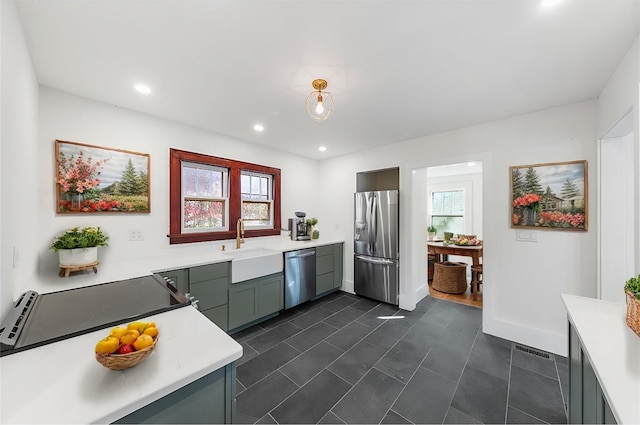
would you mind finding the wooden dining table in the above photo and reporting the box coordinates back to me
[427,241,483,299]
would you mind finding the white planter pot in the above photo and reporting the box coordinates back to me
[58,247,98,266]
[428,232,436,241]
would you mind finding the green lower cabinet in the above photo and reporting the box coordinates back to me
[333,243,343,289]
[259,275,284,316]
[316,273,334,295]
[228,281,259,330]
[315,243,344,296]
[201,304,228,332]
[228,273,283,331]
[568,321,617,424]
[114,363,236,424]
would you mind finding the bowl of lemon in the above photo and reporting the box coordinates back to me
[95,321,159,370]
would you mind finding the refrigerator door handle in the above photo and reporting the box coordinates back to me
[368,194,377,253]
[355,255,395,266]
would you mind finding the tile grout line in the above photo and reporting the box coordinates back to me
[253,299,391,424]
[433,309,485,424]
[503,342,514,424]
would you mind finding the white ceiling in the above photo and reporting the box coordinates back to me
[15,0,639,160]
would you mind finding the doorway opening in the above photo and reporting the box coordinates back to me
[426,161,484,308]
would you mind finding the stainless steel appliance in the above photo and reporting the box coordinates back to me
[288,211,311,241]
[0,274,190,357]
[284,248,316,309]
[354,190,399,305]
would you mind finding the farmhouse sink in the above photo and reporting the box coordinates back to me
[224,248,283,283]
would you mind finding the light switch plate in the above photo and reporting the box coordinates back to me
[129,230,144,241]
[516,230,538,242]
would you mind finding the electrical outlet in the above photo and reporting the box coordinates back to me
[129,230,144,241]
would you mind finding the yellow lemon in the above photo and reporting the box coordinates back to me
[95,336,119,354]
[133,334,154,351]
[143,326,158,338]
[127,322,146,332]
[109,327,127,339]
[119,330,139,345]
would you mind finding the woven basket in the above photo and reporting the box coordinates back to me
[95,336,158,370]
[625,290,640,337]
[432,261,468,294]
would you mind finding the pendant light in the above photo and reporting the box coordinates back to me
[306,79,334,122]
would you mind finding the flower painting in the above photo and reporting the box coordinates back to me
[510,160,587,230]
[55,140,150,213]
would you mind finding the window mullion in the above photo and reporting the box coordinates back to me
[229,167,242,225]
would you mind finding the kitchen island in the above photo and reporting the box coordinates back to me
[0,306,241,424]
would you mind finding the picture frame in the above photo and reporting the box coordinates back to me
[55,140,151,213]
[510,160,587,231]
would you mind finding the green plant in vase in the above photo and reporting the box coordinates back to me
[427,225,437,241]
[625,274,640,300]
[306,217,319,239]
[50,226,109,269]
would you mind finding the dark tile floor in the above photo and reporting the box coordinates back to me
[232,291,569,424]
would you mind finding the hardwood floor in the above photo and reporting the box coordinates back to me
[428,279,483,308]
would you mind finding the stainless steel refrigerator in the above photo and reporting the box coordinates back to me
[354,190,399,305]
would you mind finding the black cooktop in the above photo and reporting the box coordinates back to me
[0,274,189,357]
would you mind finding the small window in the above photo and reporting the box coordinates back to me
[181,162,229,232]
[241,171,273,228]
[431,190,465,236]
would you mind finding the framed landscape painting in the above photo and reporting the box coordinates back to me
[55,140,150,213]
[510,160,587,230]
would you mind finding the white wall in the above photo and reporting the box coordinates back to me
[27,88,320,296]
[318,100,597,355]
[0,0,40,321]
[596,35,640,276]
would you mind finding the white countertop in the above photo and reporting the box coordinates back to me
[0,306,242,424]
[561,294,640,424]
[29,236,345,295]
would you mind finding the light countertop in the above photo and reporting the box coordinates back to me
[0,306,242,424]
[30,235,345,295]
[561,294,640,424]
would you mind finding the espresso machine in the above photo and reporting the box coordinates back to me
[288,211,311,241]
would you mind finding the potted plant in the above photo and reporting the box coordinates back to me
[50,226,109,267]
[624,274,640,337]
[427,225,437,241]
[306,217,318,238]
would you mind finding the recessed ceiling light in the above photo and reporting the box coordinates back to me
[253,124,264,132]
[134,83,151,94]
[467,162,476,167]
[318,146,327,152]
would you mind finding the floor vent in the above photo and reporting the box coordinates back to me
[514,344,551,359]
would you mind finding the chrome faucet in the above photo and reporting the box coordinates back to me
[236,218,245,249]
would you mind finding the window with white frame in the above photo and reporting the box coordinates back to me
[430,189,465,236]
[241,171,273,228]
[181,162,229,232]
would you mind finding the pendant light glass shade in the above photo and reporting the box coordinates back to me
[306,79,334,122]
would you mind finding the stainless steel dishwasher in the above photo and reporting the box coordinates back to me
[284,248,316,309]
